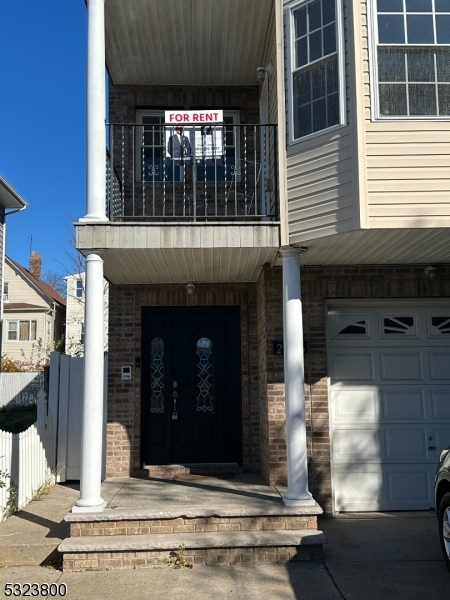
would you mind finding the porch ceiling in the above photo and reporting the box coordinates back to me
[104,0,273,85]
[76,223,280,284]
[289,228,450,266]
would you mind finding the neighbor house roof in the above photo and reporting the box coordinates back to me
[4,303,48,311]
[6,257,66,307]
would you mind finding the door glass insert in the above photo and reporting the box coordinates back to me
[150,338,164,413]
[196,337,213,412]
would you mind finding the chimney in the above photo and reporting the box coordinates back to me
[29,251,42,281]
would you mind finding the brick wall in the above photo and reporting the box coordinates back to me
[258,264,450,514]
[106,264,450,515]
[106,283,260,478]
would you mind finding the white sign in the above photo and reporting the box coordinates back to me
[164,110,225,160]
[165,110,223,124]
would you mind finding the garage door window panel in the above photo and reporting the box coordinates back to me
[429,316,450,335]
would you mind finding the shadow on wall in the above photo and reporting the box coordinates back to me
[0,371,45,409]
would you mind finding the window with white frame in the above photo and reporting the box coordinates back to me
[371,0,450,118]
[3,282,9,301]
[136,110,240,182]
[7,320,37,341]
[75,279,83,298]
[287,0,345,140]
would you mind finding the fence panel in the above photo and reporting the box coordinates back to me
[0,372,44,408]
[0,417,53,522]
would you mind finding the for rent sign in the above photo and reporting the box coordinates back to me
[165,110,224,124]
[164,110,225,160]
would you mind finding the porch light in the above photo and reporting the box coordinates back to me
[425,266,437,280]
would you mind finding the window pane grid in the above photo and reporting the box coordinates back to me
[377,1,450,45]
[294,0,337,69]
[7,320,37,341]
[292,0,340,139]
[378,47,449,115]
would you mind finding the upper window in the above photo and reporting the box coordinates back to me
[371,0,450,118]
[287,0,345,141]
[3,282,9,301]
[75,279,83,298]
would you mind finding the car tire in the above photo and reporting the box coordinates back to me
[438,492,450,572]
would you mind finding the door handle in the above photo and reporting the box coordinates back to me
[428,446,436,450]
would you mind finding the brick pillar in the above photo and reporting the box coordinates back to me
[257,266,287,486]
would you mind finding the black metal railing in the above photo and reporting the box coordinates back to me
[105,123,278,222]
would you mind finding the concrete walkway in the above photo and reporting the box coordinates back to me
[0,484,449,599]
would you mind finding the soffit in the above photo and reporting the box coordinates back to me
[105,0,273,85]
[102,247,278,284]
[0,175,27,209]
[291,228,450,265]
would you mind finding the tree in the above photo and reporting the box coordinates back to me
[41,270,67,298]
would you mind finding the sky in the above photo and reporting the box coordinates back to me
[1,1,87,278]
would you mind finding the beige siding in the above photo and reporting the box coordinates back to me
[285,0,355,243]
[3,309,47,362]
[65,273,109,356]
[2,262,64,362]
[361,1,450,228]
[3,262,45,306]
[262,4,278,126]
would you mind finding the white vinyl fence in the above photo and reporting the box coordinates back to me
[0,391,54,522]
[0,372,45,408]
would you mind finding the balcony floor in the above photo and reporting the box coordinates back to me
[76,222,280,284]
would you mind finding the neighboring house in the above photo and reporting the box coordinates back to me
[3,253,66,365]
[0,175,27,359]
[65,271,109,356]
[74,0,450,516]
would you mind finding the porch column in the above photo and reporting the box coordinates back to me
[281,249,315,506]
[73,252,106,512]
[81,0,108,223]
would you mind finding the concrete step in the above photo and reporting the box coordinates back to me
[59,529,327,571]
[65,502,323,538]
[140,463,243,479]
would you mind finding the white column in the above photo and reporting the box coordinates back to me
[281,249,315,506]
[73,253,106,512]
[81,0,108,223]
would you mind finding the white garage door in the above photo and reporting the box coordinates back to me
[328,301,450,512]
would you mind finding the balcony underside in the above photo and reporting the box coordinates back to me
[104,0,273,86]
[291,228,450,265]
[76,223,280,284]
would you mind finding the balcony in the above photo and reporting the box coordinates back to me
[106,123,278,223]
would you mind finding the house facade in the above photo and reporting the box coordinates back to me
[65,272,109,357]
[0,175,27,360]
[75,0,450,516]
[3,253,66,366]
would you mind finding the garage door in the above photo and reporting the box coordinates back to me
[328,301,450,512]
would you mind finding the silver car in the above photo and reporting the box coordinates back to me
[435,445,450,572]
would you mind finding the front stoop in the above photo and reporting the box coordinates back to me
[59,504,326,572]
[139,463,243,479]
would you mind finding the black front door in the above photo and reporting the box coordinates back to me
[141,307,242,465]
